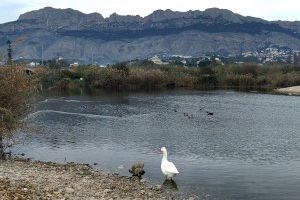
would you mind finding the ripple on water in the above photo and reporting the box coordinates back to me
[13,91,300,200]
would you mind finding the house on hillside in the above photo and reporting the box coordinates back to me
[27,62,40,67]
[69,62,79,70]
[149,55,169,65]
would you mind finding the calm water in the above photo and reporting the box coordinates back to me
[12,90,300,200]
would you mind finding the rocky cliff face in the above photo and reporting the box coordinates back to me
[0,7,300,64]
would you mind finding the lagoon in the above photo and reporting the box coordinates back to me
[12,90,300,200]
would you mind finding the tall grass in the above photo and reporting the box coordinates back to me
[214,64,300,90]
[39,63,300,92]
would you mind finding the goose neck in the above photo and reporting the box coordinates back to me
[162,151,168,161]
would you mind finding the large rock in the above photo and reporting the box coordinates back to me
[129,162,145,178]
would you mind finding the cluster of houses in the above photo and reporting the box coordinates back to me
[148,47,300,67]
[149,54,224,67]
[241,48,300,64]
[26,56,80,69]
[2,48,300,68]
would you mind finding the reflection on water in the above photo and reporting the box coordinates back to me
[12,90,300,200]
[162,179,179,191]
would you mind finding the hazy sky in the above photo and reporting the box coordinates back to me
[1,0,300,23]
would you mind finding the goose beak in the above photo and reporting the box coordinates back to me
[153,149,161,154]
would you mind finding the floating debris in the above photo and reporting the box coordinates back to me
[118,165,124,170]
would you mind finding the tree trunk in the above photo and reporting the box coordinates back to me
[0,135,4,159]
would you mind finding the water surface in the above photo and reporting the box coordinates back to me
[12,90,300,200]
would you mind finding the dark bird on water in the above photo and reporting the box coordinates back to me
[206,111,214,115]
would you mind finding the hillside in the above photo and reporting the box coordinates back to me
[0,7,300,64]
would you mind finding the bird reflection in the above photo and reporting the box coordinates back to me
[162,179,179,191]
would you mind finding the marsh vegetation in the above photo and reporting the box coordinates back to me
[39,63,300,92]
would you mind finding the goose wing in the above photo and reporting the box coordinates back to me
[163,161,179,174]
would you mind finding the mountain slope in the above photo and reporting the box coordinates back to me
[0,7,299,64]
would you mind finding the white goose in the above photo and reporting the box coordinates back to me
[160,147,179,179]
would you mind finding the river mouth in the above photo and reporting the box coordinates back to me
[12,90,300,200]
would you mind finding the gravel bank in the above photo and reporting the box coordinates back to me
[0,158,185,200]
[276,86,300,95]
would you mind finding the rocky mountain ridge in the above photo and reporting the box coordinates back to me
[0,7,300,64]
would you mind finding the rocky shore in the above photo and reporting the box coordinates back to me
[0,158,186,200]
[276,86,300,96]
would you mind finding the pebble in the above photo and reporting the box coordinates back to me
[103,188,113,194]
[140,178,146,183]
[152,185,162,191]
[65,187,75,194]
[148,192,153,197]
[0,158,179,199]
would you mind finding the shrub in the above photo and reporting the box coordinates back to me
[126,69,166,90]
[0,66,34,158]
[143,69,166,89]
[111,62,129,76]
[39,62,299,92]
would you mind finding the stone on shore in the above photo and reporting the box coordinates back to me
[0,158,177,200]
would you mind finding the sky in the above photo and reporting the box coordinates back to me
[0,0,300,23]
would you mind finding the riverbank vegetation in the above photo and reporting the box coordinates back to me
[0,67,36,158]
[39,63,300,92]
